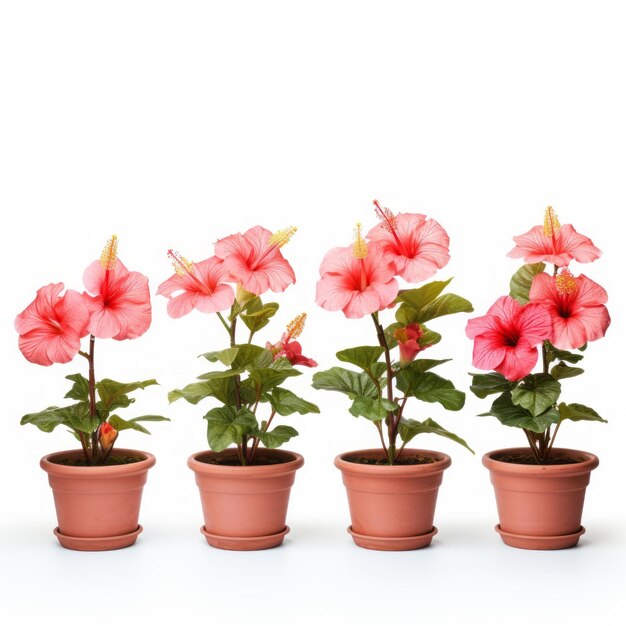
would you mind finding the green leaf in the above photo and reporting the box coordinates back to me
[509,262,546,305]
[511,374,561,416]
[469,372,515,399]
[97,379,158,412]
[254,425,298,449]
[349,397,398,422]
[264,387,320,416]
[200,348,240,366]
[20,406,72,433]
[312,367,380,399]
[398,417,474,453]
[558,402,607,424]
[403,358,452,373]
[419,327,441,347]
[544,342,585,364]
[395,280,453,323]
[484,392,560,432]
[336,346,384,371]
[240,299,280,334]
[63,402,99,434]
[109,415,150,434]
[550,363,585,380]
[64,373,90,401]
[196,368,246,380]
[384,323,402,349]
[204,406,258,452]
[231,344,274,370]
[247,366,301,394]
[396,371,465,411]
[169,382,218,405]
[415,293,474,323]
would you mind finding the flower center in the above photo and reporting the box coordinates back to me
[555,267,578,296]
[100,235,119,270]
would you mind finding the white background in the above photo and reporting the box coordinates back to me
[1,1,624,624]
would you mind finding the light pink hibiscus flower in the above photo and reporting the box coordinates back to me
[266,313,318,367]
[529,270,610,350]
[508,206,601,266]
[157,252,235,318]
[366,200,450,283]
[83,236,152,340]
[316,226,399,319]
[466,295,552,381]
[15,283,90,366]
[214,225,296,295]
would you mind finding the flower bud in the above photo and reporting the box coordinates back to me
[99,422,118,452]
[394,323,426,366]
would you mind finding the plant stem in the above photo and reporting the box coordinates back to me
[87,335,97,465]
[216,312,231,335]
[249,409,277,464]
[375,421,388,457]
[523,428,541,464]
[545,420,561,460]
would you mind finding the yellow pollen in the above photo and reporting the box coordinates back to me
[167,249,193,276]
[352,222,368,258]
[100,235,119,270]
[373,199,397,232]
[556,268,578,296]
[269,226,297,248]
[543,206,561,238]
[286,312,307,339]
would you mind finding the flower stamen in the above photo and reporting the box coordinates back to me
[269,226,297,248]
[286,312,307,340]
[167,249,194,276]
[543,206,561,238]
[556,267,578,296]
[100,235,119,270]
[373,199,397,233]
[352,223,368,258]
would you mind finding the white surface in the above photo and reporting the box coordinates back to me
[1,1,625,624]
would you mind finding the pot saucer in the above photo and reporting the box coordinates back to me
[347,526,438,551]
[53,525,143,551]
[200,525,290,550]
[495,524,586,550]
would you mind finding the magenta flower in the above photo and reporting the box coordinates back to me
[83,236,152,340]
[316,228,399,319]
[394,323,427,365]
[157,252,235,318]
[366,200,450,283]
[508,206,601,266]
[15,283,90,366]
[214,225,296,295]
[529,270,610,350]
[466,295,553,381]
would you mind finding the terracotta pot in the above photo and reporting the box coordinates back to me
[334,448,451,551]
[483,447,599,550]
[40,448,156,551]
[188,448,304,550]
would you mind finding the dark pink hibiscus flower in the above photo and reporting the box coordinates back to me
[266,313,317,367]
[394,323,428,366]
[529,270,610,350]
[466,295,553,381]
[157,252,235,318]
[15,283,90,366]
[508,206,601,266]
[214,225,296,295]
[366,200,450,283]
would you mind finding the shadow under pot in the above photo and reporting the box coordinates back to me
[40,448,156,551]
[482,447,599,550]
[188,448,304,551]
[334,448,451,551]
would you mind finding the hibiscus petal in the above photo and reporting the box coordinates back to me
[343,288,384,319]
[496,339,538,381]
[167,293,198,318]
[194,284,235,313]
[472,333,508,371]
[15,283,64,334]
[516,302,553,345]
[315,274,354,312]
[572,274,608,308]
[465,313,501,339]
[557,225,602,263]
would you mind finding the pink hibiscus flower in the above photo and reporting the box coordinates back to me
[266,313,317,367]
[366,200,450,283]
[529,270,610,350]
[157,252,235,318]
[508,206,601,266]
[466,295,553,381]
[214,225,296,295]
[83,236,151,340]
[394,323,428,366]
[316,228,399,319]
[15,283,90,366]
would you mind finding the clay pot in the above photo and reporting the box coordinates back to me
[483,447,599,550]
[40,448,156,551]
[188,448,304,550]
[334,448,451,551]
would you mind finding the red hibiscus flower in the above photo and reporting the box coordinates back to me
[529,270,610,350]
[316,226,399,319]
[466,295,553,381]
[394,323,428,365]
[508,206,601,266]
[15,283,90,366]
[214,225,296,295]
[83,236,152,340]
[266,313,317,367]
[99,421,118,451]
[366,200,450,283]
[157,252,235,318]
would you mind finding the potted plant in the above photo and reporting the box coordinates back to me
[159,225,319,550]
[466,206,610,549]
[312,200,474,551]
[15,235,169,551]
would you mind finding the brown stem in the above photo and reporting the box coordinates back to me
[101,434,119,464]
[249,410,277,464]
[374,421,388,457]
[523,428,541,464]
[86,335,98,465]
[545,420,562,461]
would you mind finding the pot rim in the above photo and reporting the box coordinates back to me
[187,448,304,476]
[334,448,451,475]
[40,448,156,476]
[482,447,599,475]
